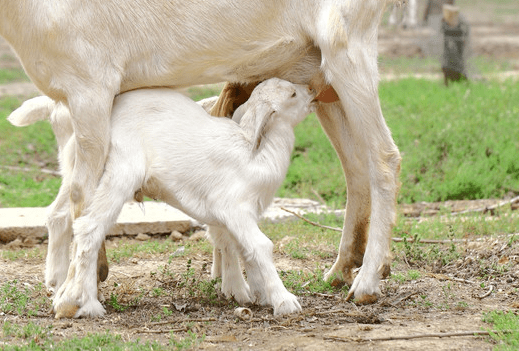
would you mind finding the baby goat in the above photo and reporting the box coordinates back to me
[8,78,316,317]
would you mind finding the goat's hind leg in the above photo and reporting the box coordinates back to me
[317,12,401,303]
[316,102,371,287]
[206,226,252,305]
[68,89,113,217]
[225,217,300,315]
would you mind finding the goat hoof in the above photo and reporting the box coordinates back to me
[97,242,109,282]
[54,302,80,319]
[324,266,353,286]
[273,294,301,316]
[346,291,379,305]
[74,300,105,318]
[328,275,346,288]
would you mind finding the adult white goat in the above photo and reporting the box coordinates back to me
[9,78,316,317]
[2,0,402,317]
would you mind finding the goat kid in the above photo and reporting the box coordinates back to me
[2,0,402,317]
[8,78,316,317]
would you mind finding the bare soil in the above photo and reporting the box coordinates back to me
[2,6,519,350]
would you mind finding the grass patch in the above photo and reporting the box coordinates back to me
[281,268,345,296]
[484,311,519,350]
[0,68,29,84]
[382,78,519,203]
[0,246,44,261]
[108,238,182,263]
[0,96,60,207]
[394,206,519,241]
[0,280,50,317]
[1,324,202,351]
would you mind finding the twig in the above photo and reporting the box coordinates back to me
[392,237,471,244]
[280,207,477,245]
[133,327,187,334]
[425,273,475,284]
[281,207,342,232]
[311,188,327,205]
[311,309,361,317]
[311,292,343,300]
[182,317,217,322]
[477,285,494,299]
[451,277,476,285]
[0,165,61,177]
[391,291,420,305]
[324,330,511,343]
[149,320,176,326]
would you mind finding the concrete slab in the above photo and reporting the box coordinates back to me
[0,202,193,243]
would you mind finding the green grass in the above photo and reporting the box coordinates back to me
[0,246,44,260]
[0,280,50,317]
[484,311,519,350]
[379,55,517,76]
[0,96,61,207]
[1,323,203,351]
[0,68,29,84]
[381,78,519,203]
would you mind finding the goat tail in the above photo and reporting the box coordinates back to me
[7,95,56,127]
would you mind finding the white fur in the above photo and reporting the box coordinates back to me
[9,78,314,316]
[3,0,402,312]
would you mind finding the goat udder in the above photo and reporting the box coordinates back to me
[316,85,339,103]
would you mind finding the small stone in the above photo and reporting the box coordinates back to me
[169,230,184,241]
[188,230,206,242]
[135,233,150,241]
[5,238,23,249]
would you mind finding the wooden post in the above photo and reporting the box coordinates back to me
[441,4,469,86]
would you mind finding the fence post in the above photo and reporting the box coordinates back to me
[441,5,469,86]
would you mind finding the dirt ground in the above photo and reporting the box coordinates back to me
[2,212,519,350]
[1,5,519,351]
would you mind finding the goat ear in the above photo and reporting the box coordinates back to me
[231,102,247,124]
[250,102,275,152]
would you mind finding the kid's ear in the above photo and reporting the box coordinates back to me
[242,101,275,152]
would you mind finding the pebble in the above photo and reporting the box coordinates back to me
[135,233,150,241]
[169,230,184,241]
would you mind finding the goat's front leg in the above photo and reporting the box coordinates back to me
[318,34,401,303]
[226,218,300,315]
